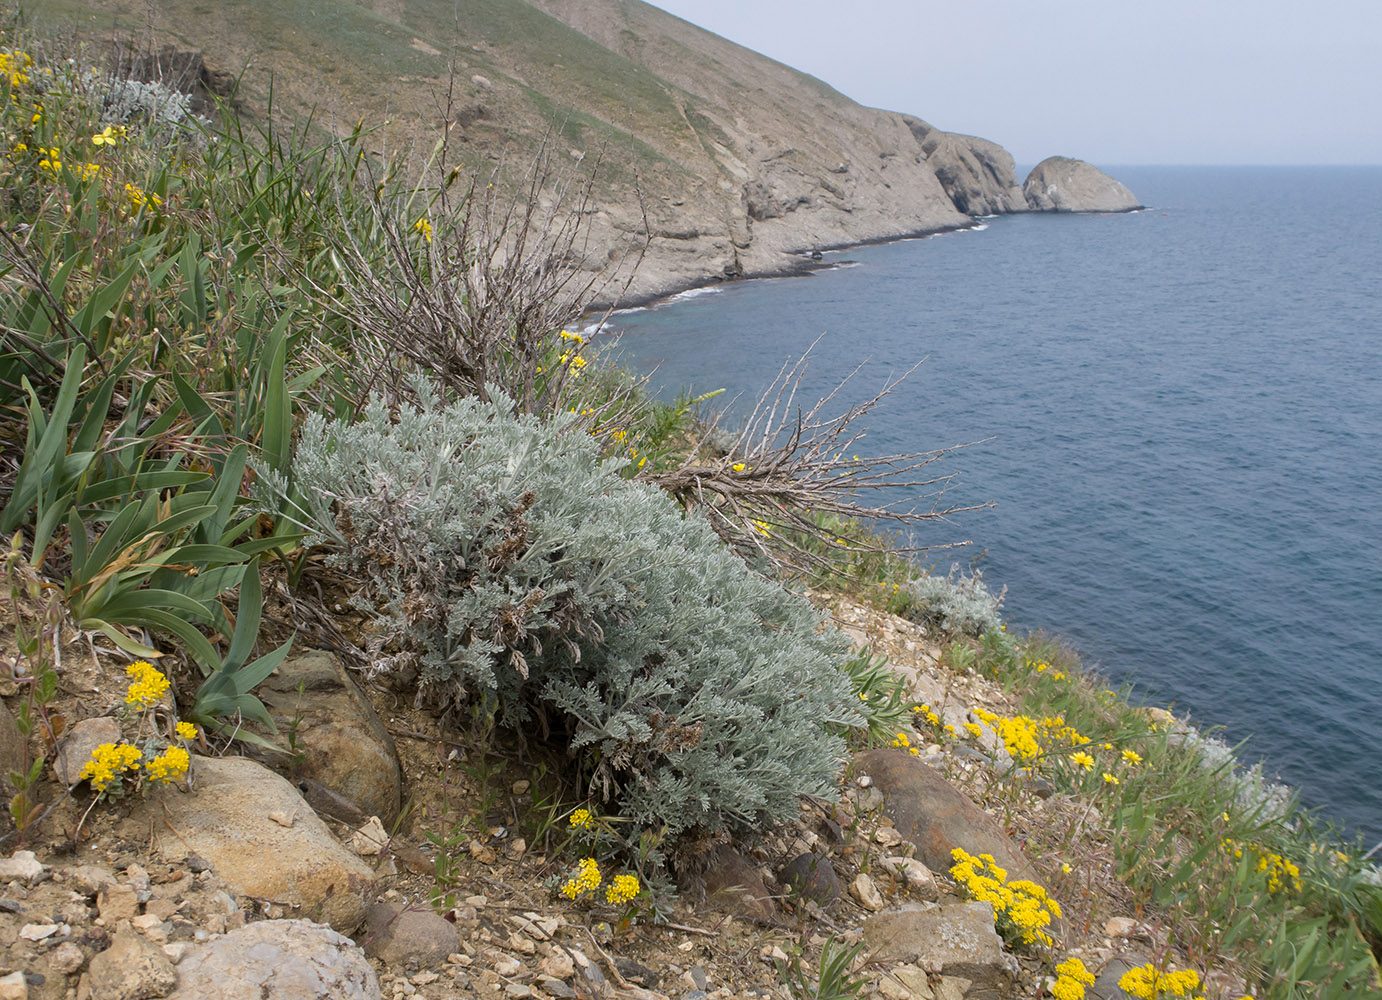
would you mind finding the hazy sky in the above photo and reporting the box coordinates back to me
[648,1,1382,166]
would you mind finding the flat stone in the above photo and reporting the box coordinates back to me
[360,902,459,968]
[779,853,840,905]
[1103,916,1137,938]
[168,919,380,999]
[0,971,25,1000]
[879,963,934,1000]
[850,873,885,911]
[863,902,1010,989]
[879,856,939,901]
[260,651,403,825]
[122,756,375,933]
[52,716,120,787]
[85,929,178,1000]
[853,749,1035,881]
[1088,958,1142,1000]
[0,850,45,882]
[99,884,141,922]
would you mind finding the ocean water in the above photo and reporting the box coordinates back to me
[606,166,1382,844]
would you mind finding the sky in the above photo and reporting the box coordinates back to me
[647,1,1382,166]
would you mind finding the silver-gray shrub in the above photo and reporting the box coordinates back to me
[901,564,1005,636]
[286,386,857,837]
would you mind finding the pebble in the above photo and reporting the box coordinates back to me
[539,951,575,979]
[850,873,885,911]
[1104,916,1138,938]
[49,941,86,974]
[0,851,45,883]
[19,922,61,940]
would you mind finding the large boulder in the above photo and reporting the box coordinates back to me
[852,750,1034,881]
[1023,156,1141,212]
[169,919,380,1000]
[258,650,402,825]
[123,756,376,933]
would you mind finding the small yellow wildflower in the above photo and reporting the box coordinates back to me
[76,162,100,181]
[91,124,125,147]
[412,216,433,242]
[125,661,170,708]
[559,330,584,344]
[569,808,594,830]
[605,873,640,905]
[1102,772,1120,785]
[1117,964,1201,1000]
[175,721,198,741]
[78,742,142,793]
[963,722,983,739]
[731,462,746,472]
[124,183,163,211]
[1121,748,1143,767]
[145,745,191,784]
[560,857,602,899]
[1060,862,1072,874]
[1051,957,1096,1000]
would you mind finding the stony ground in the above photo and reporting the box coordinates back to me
[0,593,1199,1000]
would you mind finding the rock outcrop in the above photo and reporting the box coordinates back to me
[1023,156,1142,213]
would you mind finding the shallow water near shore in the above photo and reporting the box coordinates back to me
[608,166,1382,845]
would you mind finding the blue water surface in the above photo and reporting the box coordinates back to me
[607,166,1382,844]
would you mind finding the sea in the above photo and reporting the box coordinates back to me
[605,166,1382,846]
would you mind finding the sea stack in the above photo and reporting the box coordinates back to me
[1023,156,1142,212]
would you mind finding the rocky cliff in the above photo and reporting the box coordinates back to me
[1023,156,1143,213]
[38,0,1136,302]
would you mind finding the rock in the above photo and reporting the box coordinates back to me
[259,650,403,825]
[0,971,25,1000]
[1103,916,1138,938]
[862,902,1011,990]
[51,941,87,974]
[538,979,575,998]
[0,850,46,882]
[878,856,939,901]
[879,963,934,1000]
[99,883,141,922]
[122,756,375,933]
[52,716,120,787]
[168,919,380,999]
[905,120,1027,216]
[65,865,117,896]
[538,951,574,980]
[850,873,885,911]
[853,750,1035,881]
[19,921,60,940]
[359,902,458,968]
[85,929,177,1000]
[779,853,840,905]
[1023,157,1141,213]
[683,845,776,922]
[350,817,389,857]
[1088,957,1142,1000]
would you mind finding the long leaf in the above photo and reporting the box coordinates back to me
[1,346,87,532]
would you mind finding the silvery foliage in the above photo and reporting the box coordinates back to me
[1165,726,1293,823]
[903,564,1005,636]
[87,73,197,134]
[286,385,858,837]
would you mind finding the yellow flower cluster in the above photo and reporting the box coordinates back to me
[912,703,941,727]
[145,745,191,784]
[1,49,33,89]
[91,124,126,147]
[605,873,640,905]
[175,721,198,740]
[125,661,171,708]
[949,848,1060,946]
[125,183,162,212]
[36,145,62,177]
[889,730,920,756]
[78,742,142,793]
[569,808,594,830]
[412,216,432,242]
[972,708,1043,764]
[1051,957,1096,1000]
[1116,964,1204,1000]
[559,329,584,344]
[1221,839,1301,894]
[560,857,602,899]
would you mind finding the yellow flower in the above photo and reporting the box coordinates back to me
[560,857,602,899]
[412,216,433,242]
[76,162,100,181]
[124,183,163,211]
[78,742,142,793]
[559,330,584,344]
[175,721,198,741]
[91,124,125,147]
[1102,772,1119,785]
[125,661,170,708]
[963,722,983,739]
[145,745,190,784]
[1117,964,1201,999]
[1051,957,1096,1000]
[605,873,640,905]
[1122,748,1143,766]
[731,462,746,472]
[569,808,594,830]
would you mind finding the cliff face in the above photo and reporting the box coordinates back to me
[39,0,1130,302]
[1023,156,1143,213]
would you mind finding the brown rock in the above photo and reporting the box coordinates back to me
[123,756,375,933]
[863,902,1012,991]
[779,852,840,905]
[853,750,1034,881]
[98,884,141,923]
[359,902,459,968]
[52,717,120,787]
[259,651,403,826]
[85,929,177,1000]
[684,845,777,922]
